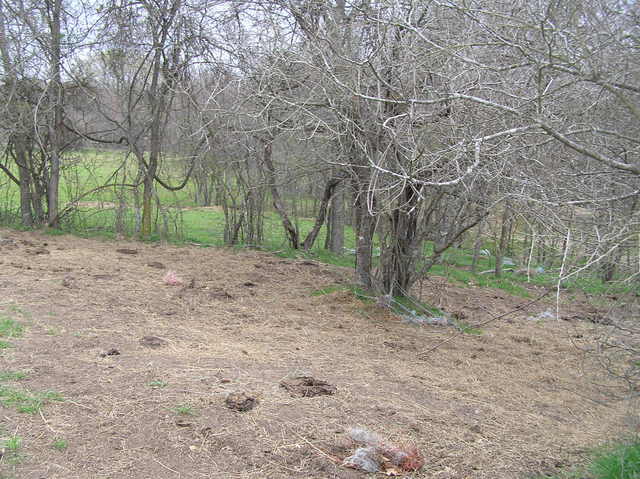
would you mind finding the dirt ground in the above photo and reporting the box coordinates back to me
[0,228,633,479]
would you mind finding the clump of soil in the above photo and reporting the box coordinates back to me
[280,376,337,397]
[116,248,138,255]
[99,348,121,357]
[225,392,259,412]
[139,336,168,348]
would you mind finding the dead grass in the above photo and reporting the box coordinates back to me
[0,227,633,478]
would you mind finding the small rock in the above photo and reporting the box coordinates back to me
[147,262,165,269]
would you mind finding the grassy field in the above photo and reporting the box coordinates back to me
[540,438,640,479]
[0,147,636,298]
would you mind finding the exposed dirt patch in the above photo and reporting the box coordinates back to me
[0,228,632,479]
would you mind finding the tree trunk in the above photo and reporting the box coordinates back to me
[0,3,32,226]
[302,176,342,251]
[353,184,375,290]
[379,187,422,296]
[471,219,486,273]
[46,0,63,228]
[140,161,157,239]
[261,137,299,249]
[15,140,33,227]
[494,203,512,278]
[327,181,345,254]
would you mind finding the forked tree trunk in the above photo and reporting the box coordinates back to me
[261,137,299,249]
[302,176,342,251]
[379,186,423,296]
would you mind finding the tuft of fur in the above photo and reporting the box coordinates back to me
[348,427,382,446]
[346,428,425,472]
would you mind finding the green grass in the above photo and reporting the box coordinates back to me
[147,380,168,389]
[588,440,640,479]
[0,372,64,414]
[311,283,374,303]
[1,435,23,465]
[0,371,27,381]
[172,404,196,416]
[540,438,640,479]
[390,294,443,317]
[0,341,12,350]
[0,317,23,339]
[51,438,68,451]
[452,319,483,335]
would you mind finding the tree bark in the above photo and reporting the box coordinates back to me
[46,0,63,228]
[302,176,342,251]
[261,137,299,249]
[353,182,375,290]
[327,181,345,254]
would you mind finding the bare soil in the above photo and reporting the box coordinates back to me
[0,228,631,478]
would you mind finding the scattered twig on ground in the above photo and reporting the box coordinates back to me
[417,288,553,358]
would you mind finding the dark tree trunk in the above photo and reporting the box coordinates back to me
[494,203,512,278]
[46,0,63,228]
[15,140,33,227]
[353,183,375,290]
[471,219,486,273]
[327,181,345,254]
[302,176,342,251]
[379,186,423,296]
[261,138,299,249]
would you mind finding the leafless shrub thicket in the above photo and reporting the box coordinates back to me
[0,1,638,297]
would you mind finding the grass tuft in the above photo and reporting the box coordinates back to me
[0,317,23,339]
[172,404,196,416]
[1,435,23,464]
[0,384,64,414]
[0,371,27,381]
[539,437,640,479]
[147,380,168,389]
[51,438,68,451]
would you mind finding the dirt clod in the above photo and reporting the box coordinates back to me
[100,348,121,357]
[225,392,259,412]
[27,247,49,255]
[139,336,168,348]
[147,261,165,269]
[280,376,337,397]
[116,248,138,255]
[210,289,234,301]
